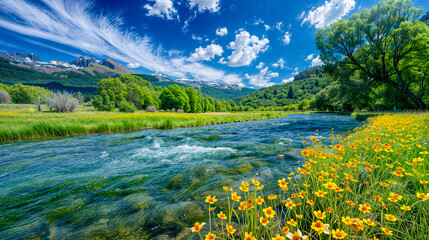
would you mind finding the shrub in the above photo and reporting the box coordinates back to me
[46,92,79,112]
[146,106,157,112]
[118,101,136,113]
[0,89,11,103]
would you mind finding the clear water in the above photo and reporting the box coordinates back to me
[0,113,361,239]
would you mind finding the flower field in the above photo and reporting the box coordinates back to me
[192,113,428,239]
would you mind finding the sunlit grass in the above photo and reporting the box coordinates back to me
[0,104,289,141]
[192,112,428,240]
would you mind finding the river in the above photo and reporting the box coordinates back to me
[0,113,361,239]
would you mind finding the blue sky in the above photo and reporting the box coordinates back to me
[0,0,428,88]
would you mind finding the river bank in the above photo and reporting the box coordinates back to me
[0,113,362,239]
[0,104,292,142]
[190,112,429,239]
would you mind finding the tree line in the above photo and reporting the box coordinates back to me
[91,75,252,113]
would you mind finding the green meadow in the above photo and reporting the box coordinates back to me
[0,104,289,142]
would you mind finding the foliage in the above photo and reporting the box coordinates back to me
[118,101,136,113]
[0,82,9,92]
[191,113,429,239]
[240,67,329,109]
[91,75,242,113]
[316,0,429,109]
[8,83,53,106]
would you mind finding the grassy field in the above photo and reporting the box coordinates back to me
[0,104,290,142]
[191,112,429,239]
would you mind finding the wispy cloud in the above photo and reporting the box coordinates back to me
[301,0,355,29]
[0,0,238,83]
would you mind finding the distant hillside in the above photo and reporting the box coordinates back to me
[240,67,329,108]
[421,11,429,26]
[133,74,255,99]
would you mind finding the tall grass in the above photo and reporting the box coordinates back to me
[0,105,289,141]
[191,113,429,240]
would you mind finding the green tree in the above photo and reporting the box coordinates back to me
[0,83,9,92]
[315,0,429,109]
[287,86,294,99]
[168,85,190,112]
[93,90,115,111]
[160,88,178,110]
[186,87,203,113]
[96,78,127,107]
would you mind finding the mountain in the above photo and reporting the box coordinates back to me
[133,74,255,99]
[421,11,429,26]
[69,56,97,68]
[0,52,255,99]
[96,57,136,75]
[240,67,329,108]
[0,52,41,63]
[0,53,138,94]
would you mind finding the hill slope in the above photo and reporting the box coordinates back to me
[421,11,429,26]
[240,67,329,108]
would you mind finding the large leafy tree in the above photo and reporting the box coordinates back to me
[316,0,429,109]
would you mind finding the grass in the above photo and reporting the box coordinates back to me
[0,104,290,142]
[191,112,429,240]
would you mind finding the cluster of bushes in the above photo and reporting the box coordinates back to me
[0,82,80,112]
[92,75,243,113]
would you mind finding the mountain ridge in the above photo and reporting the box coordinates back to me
[0,52,255,99]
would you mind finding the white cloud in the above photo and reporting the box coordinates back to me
[245,67,278,88]
[127,62,141,68]
[226,30,269,67]
[215,27,228,36]
[254,18,264,25]
[189,0,220,13]
[218,57,227,64]
[144,0,177,20]
[223,74,244,87]
[301,0,356,29]
[311,55,324,67]
[0,0,240,84]
[282,31,292,45]
[292,67,299,75]
[256,62,265,70]
[264,24,271,31]
[188,44,223,62]
[275,22,283,30]
[272,58,285,69]
[192,34,203,42]
[268,72,279,78]
[282,77,294,84]
[305,54,314,61]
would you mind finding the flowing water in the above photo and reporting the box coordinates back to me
[0,113,361,239]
